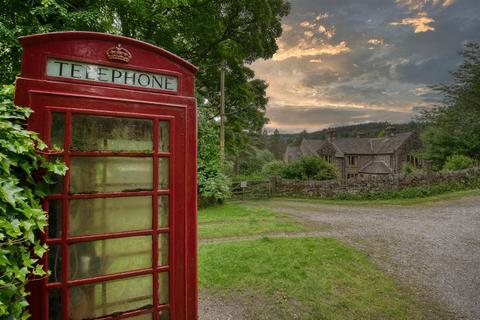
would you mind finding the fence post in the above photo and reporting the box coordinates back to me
[270,176,277,196]
[425,160,433,184]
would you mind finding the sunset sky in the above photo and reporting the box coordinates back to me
[252,0,480,133]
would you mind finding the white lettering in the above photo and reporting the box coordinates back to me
[46,58,178,92]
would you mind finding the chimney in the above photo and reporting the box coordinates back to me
[327,128,336,142]
[385,125,395,137]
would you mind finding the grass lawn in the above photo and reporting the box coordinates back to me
[199,237,425,320]
[277,188,480,207]
[197,203,308,239]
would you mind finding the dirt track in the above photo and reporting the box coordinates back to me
[253,196,480,320]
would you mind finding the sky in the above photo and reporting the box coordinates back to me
[251,0,480,133]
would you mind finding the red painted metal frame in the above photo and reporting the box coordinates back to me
[15,32,197,320]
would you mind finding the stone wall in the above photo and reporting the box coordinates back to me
[273,167,480,198]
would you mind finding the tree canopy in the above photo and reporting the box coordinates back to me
[420,42,480,168]
[0,0,291,200]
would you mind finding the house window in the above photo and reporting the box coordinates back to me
[407,154,422,168]
[347,173,358,179]
[321,155,333,163]
[347,156,358,167]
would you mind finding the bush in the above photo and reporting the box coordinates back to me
[237,147,275,176]
[282,156,338,180]
[443,155,474,171]
[197,112,231,206]
[282,160,307,179]
[262,160,286,177]
[401,163,422,175]
[231,173,267,182]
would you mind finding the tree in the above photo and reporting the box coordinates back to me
[443,155,474,171]
[0,0,291,200]
[293,130,309,146]
[262,160,286,177]
[269,129,284,160]
[421,43,480,168]
[235,146,275,176]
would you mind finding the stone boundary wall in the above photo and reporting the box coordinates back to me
[273,167,480,198]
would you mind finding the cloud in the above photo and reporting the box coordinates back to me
[282,24,293,32]
[272,39,351,61]
[304,31,314,38]
[390,12,435,33]
[442,0,455,7]
[367,38,384,45]
[395,0,456,11]
[250,0,479,133]
[316,13,329,21]
[300,21,315,28]
[318,25,335,39]
[412,86,433,96]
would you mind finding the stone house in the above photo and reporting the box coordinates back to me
[283,127,422,180]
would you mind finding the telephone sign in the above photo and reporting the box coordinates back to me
[14,32,198,320]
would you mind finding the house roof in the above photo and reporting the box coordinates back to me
[358,161,393,175]
[332,132,413,155]
[284,131,416,162]
[284,146,302,161]
[300,139,328,155]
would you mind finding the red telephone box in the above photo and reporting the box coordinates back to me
[14,32,198,320]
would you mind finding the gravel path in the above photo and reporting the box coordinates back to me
[252,196,480,320]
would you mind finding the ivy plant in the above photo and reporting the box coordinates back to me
[0,85,67,319]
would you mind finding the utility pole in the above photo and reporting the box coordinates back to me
[219,60,225,165]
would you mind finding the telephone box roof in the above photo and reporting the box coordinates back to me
[19,31,198,74]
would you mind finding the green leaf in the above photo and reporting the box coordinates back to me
[0,180,23,206]
[33,264,46,277]
[33,241,47,258]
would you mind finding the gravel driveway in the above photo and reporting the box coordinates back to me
[257,196,480,320]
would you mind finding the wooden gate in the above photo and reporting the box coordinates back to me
[230,180,272,200]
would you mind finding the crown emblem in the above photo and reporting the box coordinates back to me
[106,44,132,63]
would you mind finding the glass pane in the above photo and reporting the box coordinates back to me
[158,158,169,190]
[50,112,65,149]
[48,244,62,282]
[158,234,169,266]
[158,196,169,228]
[48,289,61,320]
[159,309,170,320]
[70,275,152,319]
[50,156,64,194]
[129,313,153,320]
[158,272,169,305]
[70,157,153,193]
[71,114,153,152]
[69,197,152,236]
[159,121,170,152]
[69,236,152,279]
[48,200,62,238]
